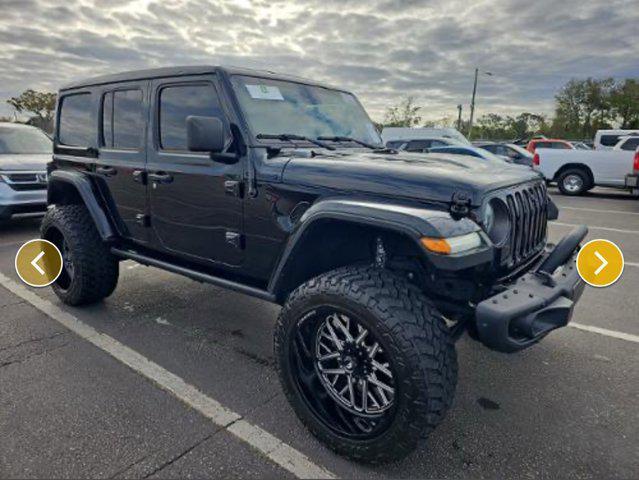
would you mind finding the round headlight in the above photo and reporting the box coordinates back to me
[483,198,510,245]
[482,202,495,234]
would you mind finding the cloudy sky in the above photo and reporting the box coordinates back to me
[1,0,637,122]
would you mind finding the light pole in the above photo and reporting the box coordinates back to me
[456,104,463,131]
[468,68,492,140]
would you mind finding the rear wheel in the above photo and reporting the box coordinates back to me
[274,266,457,463]
[557,169,589,195]
[41,204,119,305]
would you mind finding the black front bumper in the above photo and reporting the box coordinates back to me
[475,226,587,353]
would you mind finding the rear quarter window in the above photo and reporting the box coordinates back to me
[620,138,639,151]
[58,93,93,146]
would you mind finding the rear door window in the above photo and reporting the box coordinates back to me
[59,93,93,146]
[159,83,226,151]
[102,89,144,150]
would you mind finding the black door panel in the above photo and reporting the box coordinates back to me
[147,77,244,267]
[96,83,149,243]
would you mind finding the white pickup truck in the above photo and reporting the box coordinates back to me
[533,138,639,196]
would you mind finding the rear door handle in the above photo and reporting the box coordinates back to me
[96,166,117,177]
[148,172,173,184]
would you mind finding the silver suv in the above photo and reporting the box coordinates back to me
[0,123,51,223]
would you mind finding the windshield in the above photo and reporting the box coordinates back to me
[443,130,471,145]
[0,126,51,154]
[431,146,506,163]
[476,147,510,162]
[508,144,533,158]
[230,75,382,146]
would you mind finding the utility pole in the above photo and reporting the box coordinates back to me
[468,68,479,140]
[467,68,493,140]
[456,104,463,131]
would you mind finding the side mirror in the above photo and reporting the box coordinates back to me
[186,116,226,153]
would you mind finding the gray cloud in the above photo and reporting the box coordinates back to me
[0,0,637,122]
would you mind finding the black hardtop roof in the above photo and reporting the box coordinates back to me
[60,65,341,92]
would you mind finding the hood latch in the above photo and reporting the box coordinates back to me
[450,191,472,219]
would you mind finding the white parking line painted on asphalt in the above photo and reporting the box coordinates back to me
[0,273,335,480]
[570,323,639,344]
[625,261,639,268]
[551,222,639,235]
[557,206,639,216]
[0,240,27,249]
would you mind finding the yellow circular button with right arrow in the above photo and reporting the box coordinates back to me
[576,239,624,288]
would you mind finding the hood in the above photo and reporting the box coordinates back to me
[281,150,543,206]
[0,153,50,171]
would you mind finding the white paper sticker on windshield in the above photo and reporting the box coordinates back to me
[245,84,284,101]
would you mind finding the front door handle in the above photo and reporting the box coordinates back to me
[96,166,117,177]
[148,172,174,184]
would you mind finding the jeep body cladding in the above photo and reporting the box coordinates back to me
[47,170,116,241]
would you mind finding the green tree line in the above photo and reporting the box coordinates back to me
[383,77,639,141]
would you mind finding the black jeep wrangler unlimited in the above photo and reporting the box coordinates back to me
[43,66,587,463]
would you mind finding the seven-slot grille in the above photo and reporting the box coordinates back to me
[0,171,47,191]
[504,181,548,266]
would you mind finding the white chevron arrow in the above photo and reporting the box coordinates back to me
[594,250,608,276]
[30,251,45,276]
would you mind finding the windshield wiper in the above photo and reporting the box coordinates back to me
[316,135,382,150]
[256,133,335,151]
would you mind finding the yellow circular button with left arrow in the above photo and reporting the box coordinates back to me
[15,239,63,287]
[576,239,624,288]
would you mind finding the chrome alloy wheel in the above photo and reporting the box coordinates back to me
[563,174,584,193]
[315,312,395,416]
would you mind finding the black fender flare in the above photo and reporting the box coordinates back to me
[47,170,116,241]
[267,198,488,299]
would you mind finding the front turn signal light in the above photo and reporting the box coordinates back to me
[420,237,451,254]
[421,232,482,255]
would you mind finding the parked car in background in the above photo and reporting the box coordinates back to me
[526,138,574,153]
[612,135,639,152]
[533,145,637,195]
[426,145,512,163]
[387,137,461,151]
[0,122,51,224]
[569,141,592,150]
[594,129,639,150]
[382,127,470,146]
[476,142,534,166]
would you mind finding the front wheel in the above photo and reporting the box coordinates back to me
[274,266,457,463]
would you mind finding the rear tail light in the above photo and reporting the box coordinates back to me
[633,150,639,173]
[533,153,540,166]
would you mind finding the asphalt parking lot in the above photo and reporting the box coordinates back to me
[1,187,637,479]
